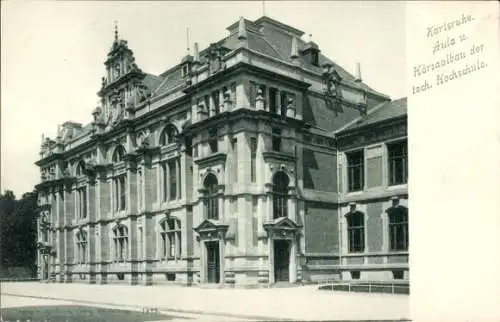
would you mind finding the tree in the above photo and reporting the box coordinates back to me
[0,189,38,277]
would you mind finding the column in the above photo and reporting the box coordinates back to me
[176,158,181,200]
[130,217,138,285]
[268,238,274,284]
[143,214,153,286]
[200,241,206,283]
[166,161,170,202]
[156,162,161,208]
[289,239,297,283]
[288,187,297,222]
[219,239,225,284]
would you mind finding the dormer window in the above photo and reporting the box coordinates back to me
[301,42,320,67]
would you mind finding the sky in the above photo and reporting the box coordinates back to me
[1,1,406,196]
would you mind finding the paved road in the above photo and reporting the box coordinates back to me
[1,282,410,321]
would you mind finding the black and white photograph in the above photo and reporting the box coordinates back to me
[1,1,499,322]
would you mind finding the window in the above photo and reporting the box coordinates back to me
[114,175,127,211]
[76,160,85,177]
[212,90,220,114]
[392,270,404,280]
[232,138,238,182]
[169,159,177,200]
[347,150,364,192]
[113,225,128,262]
[388,141,408,185]
[272,128,282,152]
[208,129,218,154]
[204,174,219,220]
[249,82,256,108]
[162,159,180,202]
[272,172,289,219]
[250,138,257,182]
[76,230,88,264]
[159,124,178,146]
[388,207,409,251]
[280,91,288,116]
[160,218,181,259]
[138,226,143,260]
[269,87,278,114]
[162,163,168,202]
[347,212,365,253]
[77,187,87,219]
[137,169,143,210]
[351,271,360,280]
[112,145,126,163]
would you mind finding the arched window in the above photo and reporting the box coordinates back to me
[347,211,365,253]
[204,174,219,220]
[76,160,85,177]
[160,218,182,260]
[272,172,289,219]
[388,206,408,251]
[159,124,179,146]
[113,225,128,262]
[112,145,126,163]
[76,230,88,264]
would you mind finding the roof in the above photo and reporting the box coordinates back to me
[149,15,387,98]
[335,97,407,134]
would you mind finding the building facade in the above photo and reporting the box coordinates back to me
[35,16,408,286]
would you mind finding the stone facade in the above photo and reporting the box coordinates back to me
[35,16,407,286]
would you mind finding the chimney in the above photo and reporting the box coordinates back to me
[193,42,200,62]
[355,62,362,82]
[290,36,299,59]
[238,17,247,40]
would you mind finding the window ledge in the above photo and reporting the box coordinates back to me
[387,183,408,191]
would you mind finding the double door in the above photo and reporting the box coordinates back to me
[206,241,220,283]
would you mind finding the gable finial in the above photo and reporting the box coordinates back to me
[114,20,119,42]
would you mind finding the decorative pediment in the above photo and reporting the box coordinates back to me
[263,216,302,231]
[193,219,229,240]
[263,217,302,240]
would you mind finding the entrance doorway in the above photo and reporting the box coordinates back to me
[273,239,290,282]
[206,241,220,283]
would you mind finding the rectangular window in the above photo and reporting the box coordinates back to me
[212,90,220,114]
[347,150,364,192]
[249,82,257,108]
[280,91,288,116]
[138,227,143,260]
[250,137,257,182]
[232,138,238,182]
[77,187,87,219]
[351,271,361,280]
[388,141,408,185]
[119,176,126,211]
[169,159,177,200]
[347,213,365,253]
[272,128,282,152]
[392,270,404,280]
[209,129,218,154]
[161,163,167,202]
[231,82,237,107]
[269,87,278,114]
[204,95,210,113]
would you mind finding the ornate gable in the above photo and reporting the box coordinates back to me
[193,219,229,240]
